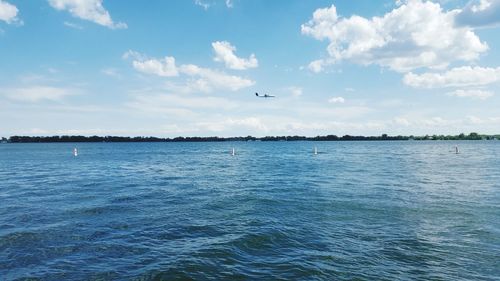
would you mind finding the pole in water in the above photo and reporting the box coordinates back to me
[455,146,459,154]
[231,147,235,156]
[314,147,318,155]
[73,148,78,157]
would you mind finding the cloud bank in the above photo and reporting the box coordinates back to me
[403,66,500,88]
[301,0,488,72]
[124,50,255,92]
[446,89,494,99]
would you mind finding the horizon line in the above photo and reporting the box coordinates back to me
[3,133,498,143]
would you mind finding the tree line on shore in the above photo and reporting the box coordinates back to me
[2,133,498,143]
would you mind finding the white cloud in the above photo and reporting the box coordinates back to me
[193,116,387,135]
[212,41,258,70]
[288,86,303,97]
[388,115,500,133]
[48,0,127,29]
[466,115,500,125]
[125,50,255,92]
[194,0,211,10]
[456,0,500,28]
[446,89,494,99]
[0,0,20,24]
[301,5,340,41]
[417,116,454,127]
[194,0,234,10]
[308,59,326,73]
[472,0,493,12]
[196,117,269,133]
[122,50,144,60]
[133,56,179,77]
[328,96,345,103]
[124,50,179,78]
[179,64,254,91]
[301,0,488,72]
[63,21,83,29]
[1,86,75,102]
[403,66,500,88]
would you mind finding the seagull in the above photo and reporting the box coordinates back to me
[255,92,275,98]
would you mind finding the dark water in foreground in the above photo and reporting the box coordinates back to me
[0,141,499,280]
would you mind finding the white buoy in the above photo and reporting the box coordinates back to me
[231,147,235,156]
[73,148,78,157]
[314,146,318,155]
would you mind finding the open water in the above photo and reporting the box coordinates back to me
[0,141,499,280]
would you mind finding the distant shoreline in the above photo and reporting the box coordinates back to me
[2,133,498,143]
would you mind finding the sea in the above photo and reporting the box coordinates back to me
[0,141,499,280]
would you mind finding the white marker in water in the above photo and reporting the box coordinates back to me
[314,147,318,155]
[231,147,235,156]
[73,148,78,157]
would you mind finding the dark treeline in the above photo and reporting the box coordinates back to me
[3,132,499,143]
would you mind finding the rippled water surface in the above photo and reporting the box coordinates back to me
[1,141,499,280]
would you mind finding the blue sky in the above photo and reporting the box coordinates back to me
[1,0,500,137]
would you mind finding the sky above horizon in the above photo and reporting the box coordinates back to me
[1,0,500,137]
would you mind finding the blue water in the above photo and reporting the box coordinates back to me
[1,141,499,280]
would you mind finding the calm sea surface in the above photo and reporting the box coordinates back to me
[0,141,499,280]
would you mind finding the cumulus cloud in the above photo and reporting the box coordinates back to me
[48,0,127,29]
[134,57,179,77]
[212,41,258,70]
[0,0,21,24]
[456,0,500,28]
[1,86,75,102]
[403,66,500,88]
[446,89,494,99]
[328,96,345,103]
[124,50,255,92]
[124,51,179,77]
[301,0,488,72]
